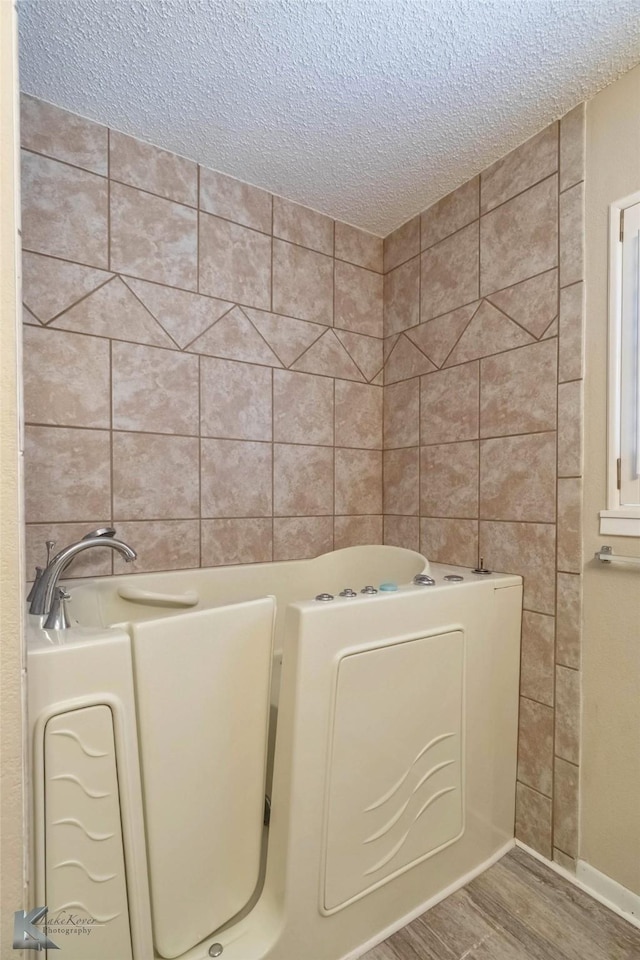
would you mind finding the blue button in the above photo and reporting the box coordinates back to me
[379,582,398,592]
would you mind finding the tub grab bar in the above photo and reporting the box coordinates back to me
[595,545,640,567]
[116,586,199,607]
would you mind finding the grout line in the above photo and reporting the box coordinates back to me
[479,170,558,221]
[271,369,275,560]
[196,165,201,295]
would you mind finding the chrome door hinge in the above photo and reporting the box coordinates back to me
[616,457,621,490]
[620,209,624,242]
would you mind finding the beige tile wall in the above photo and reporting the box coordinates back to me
[20,94,384,578]
[381,107,585,866]
[21,93,585,865]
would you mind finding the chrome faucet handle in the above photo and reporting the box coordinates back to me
[44,587,72,630]
[82,527,116,540]
[45,540,56,564]
[26,566,44,603]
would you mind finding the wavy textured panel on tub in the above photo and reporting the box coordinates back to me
[130,597,275,960]
[323,631,465,912]
[44,706,133,959]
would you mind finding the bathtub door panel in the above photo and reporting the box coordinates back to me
[130,597,274,960]
[44,706,133,959]
[323,630,465,912]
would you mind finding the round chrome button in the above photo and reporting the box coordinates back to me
[209,945,224,958]
[413,573,435,586]
[361,585,378,594]
[444,574,464,582]
[339,588,357,597]
[315,593,334,601]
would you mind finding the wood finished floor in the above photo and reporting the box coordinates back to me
[361,847,640,960]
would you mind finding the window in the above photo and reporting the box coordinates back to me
[602,192,640,536]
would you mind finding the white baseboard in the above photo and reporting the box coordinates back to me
[344,838,516,960]
[576,860,640,927]
[515,840,640,931]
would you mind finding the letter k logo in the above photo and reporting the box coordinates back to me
[13,907,60,950]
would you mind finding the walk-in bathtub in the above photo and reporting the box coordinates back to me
[27,545,522,960]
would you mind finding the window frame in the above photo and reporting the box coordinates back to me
[601,190,640,537]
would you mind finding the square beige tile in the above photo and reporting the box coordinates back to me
[480,175,558,296]
[335,449,382,515]
[419,518,478,568]
[559,182,584,287]
[25,521,114,579]
[515,782,552,858]
[21,94,108,175]
[421,222,479,321]
[560,103,585,193]
[384,378,419,448]
[25,426,111,524]
[557,477,582,573]
[274,444,334,516]
[384,216,420,272]
[559,282,584,383]
[420,362,479,444]
[480,432,556,522]
[556,572,581,669]
[334,515,382,550]
[199,167,272,233]
[199,212,271,308]
[480,339,557,438]
[517,696,554,796]
[335,381,382,449]
[558,380,583,477]
[112,341,199,435]
[520,611,555,706]
[201,518,272,566]
[111,181,197,289]
[273,196,333,254]
[383,447,419,515]
[23,326,110,428]
[335,260,383,337]
[273,517,333,561]
[113,432,199,519]
[201,439,272,517]
[555,665,580,764]
[21,151,108,268]
[273,370,333,445]
[479,520,556,614]
[421,177,479,250]
[384,257,420,335]
[110,130,197,206]
[113,520,200,573]
[335,222,383,273]
[384,516,420,551]
[553,757,579,857]
[420,441,479,518]
[272,239,333,325]
[481,124,557,214]
[201,357,272,441]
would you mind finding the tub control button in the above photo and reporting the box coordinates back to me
[413,573,435,586]
[209,945,224,958]
[339,588,357,597]
[361,585,378,594]
[315,593,334,602]
[379,582,398,591]
[444,574,464,582]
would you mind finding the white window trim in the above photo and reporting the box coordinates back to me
[601,190,640,537]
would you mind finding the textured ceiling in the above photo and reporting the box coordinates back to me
[18,0,640,236]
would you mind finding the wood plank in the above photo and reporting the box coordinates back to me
[360,848,640,960]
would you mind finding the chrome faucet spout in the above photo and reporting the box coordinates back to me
[29,536,137,617]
